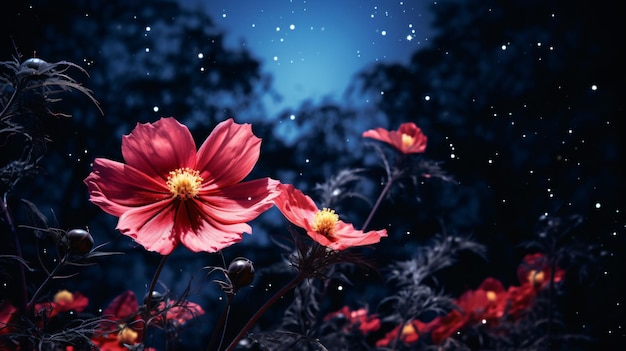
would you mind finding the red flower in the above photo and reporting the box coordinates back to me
[92,291,144,351]
[324,306,381,334]
[0,301,17,335]
[376,320,428,347]
[456,277,508,325]
[362,122,428,154]
[34,290,89,319]
[274,183,387,250]
[153,299,205,327]
[426,309,467,345]
[516,253,565,288]
[85,118,280,255]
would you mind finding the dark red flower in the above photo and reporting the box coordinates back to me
[376,319,428,347]
[274,183,387,250]
[85,118,280,255]
[426,309,467,345]
[516,253,565,288]
[0,301,17,335]
[153,299,205,327]
[324,306,381,334]
[92,291,144,351]
[34,290,88,319]
[362,122,428,154]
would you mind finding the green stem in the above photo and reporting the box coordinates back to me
[223,273,306,351]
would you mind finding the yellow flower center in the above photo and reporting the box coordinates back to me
[401,323,416,337]
[117,325,138,345]
[53,290,74,304]
[486,290,497,302]
[401,133,415,148]
[166,168,203,199]
[312,208,339,240]
[528,270,545,285]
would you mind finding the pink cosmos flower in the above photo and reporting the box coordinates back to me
[274,183,387,250]
[362,122,428,154]
[84,118,280,255]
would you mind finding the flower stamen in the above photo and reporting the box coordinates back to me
[312,208,339,241]
[401,133,415,148]
[166,168,203,199]
[53,290,74,304]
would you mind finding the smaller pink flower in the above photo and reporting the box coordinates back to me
[274,183,387,250]
[362,122,428,154]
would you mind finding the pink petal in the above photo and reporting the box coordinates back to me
[121,118,196,179]
[176,201,253,252]
[196,178,280,223]
[196,119,262,188]
[274,183,319,229]
[85,158,171,217]
[362,128,392,143]
[116,200,179,255]
[327,221,387,250]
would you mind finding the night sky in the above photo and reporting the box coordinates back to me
[190,0,434,113]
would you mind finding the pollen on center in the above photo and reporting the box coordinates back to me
[166,167,203,199]
[401,133,415,148]
[312,208,339,240]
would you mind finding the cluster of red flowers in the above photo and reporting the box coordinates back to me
[376,253,565,347]
[322,253,564,348]
[0,290,204,351]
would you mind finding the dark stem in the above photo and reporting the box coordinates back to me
[206,294,233,351]
[1,194,28,311]
[361,175,395,232]
[143,253,170,339]
[25,255,67,312]
[223,272,306,351]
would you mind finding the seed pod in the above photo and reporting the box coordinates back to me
[143,290,165,309]
[66,229,94,255]
[21,57,48,71]
[227,257,255,291]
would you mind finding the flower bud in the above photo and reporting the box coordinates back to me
[227,257,255,291]
[21,57,48,70]
[66,229,94,255]
[143,290,165,309]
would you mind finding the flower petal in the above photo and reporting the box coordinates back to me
[116,200,179,255]
[122,118,197,179]
[362,128,392,144]
[85,158,171,217]
[326,221,387,250]
[197,178,280,223]
[274,183,319,229]
[196,119,262,188]
[176,201,253,252]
